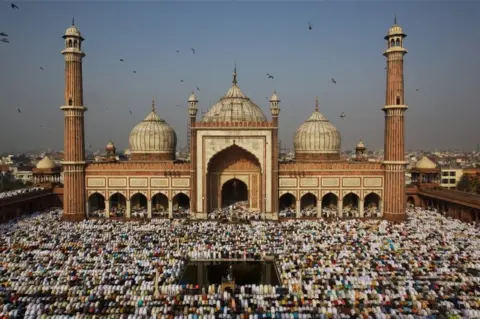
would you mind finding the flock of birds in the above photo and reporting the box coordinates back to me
[3,4,428,145]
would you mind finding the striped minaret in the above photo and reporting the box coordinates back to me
[60,19,87,222]
[383,17,408,222]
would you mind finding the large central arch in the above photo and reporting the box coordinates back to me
[207,144,262,213]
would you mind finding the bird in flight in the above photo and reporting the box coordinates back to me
[308,22,313,30]
[10,3,19,9]
[191,48,195,55]
[0,32,7,37]
[196,85,200,91]
[267,73,274,79]
[340,112,346,119]
[265,97,269,100]
[416,88,420,91]
[180,80,184,83]
[17,108,21,113]
[120,59,124,62]
[88,144,92,149]
[133,70,136,73]
[176,50,180,53]
[40,67,44,70]
[129,109,132,114]
[331,78,337,84]
[1,39,9,43]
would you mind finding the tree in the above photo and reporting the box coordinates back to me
[457,174,480,194]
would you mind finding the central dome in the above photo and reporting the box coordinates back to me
[202,67,267,123]
[294,98,341,161]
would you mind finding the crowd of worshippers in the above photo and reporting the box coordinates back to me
[278,205,381,219]
[1,207,480,318]
[208,201,262,222]
[88,207,191,219]
[0,187,44,199]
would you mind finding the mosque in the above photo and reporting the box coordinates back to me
[59,20,409,222]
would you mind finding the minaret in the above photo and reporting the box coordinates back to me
[60,20,87,222]
[383,17,408,222]
[188,90,198,216]
[270,90,280,219]
[355,140,366,161]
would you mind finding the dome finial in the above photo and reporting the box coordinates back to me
[233,63,237,85]
[72,17,75,26]
[315,96,319,112]
[394,14,397,25]
[152,97,156,112]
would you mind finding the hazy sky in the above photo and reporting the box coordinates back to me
[1,1,479,153]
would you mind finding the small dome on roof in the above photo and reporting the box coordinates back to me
[415,156,437,169]
[106,141,115,150]
[270,91,280,102]
[356,140,365,149]
[188,91,198,102]
[36,156,56,169]
[385,17,406,39]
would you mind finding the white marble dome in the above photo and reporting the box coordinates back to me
[294,99,341,157]
[36,156,56,169]
[64,23,83,39]
[202,69,267,123]
[128,103,177,154]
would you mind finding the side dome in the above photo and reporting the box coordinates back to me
[128,99,177,161]
[202,66,267,123]
[294,98,341,161]
[36,156,56,169]
[415,156,437,169]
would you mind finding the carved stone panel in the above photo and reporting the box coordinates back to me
[364,177,382,187]
[300,178,318,187]
[322,178,340,187]
[342,177,361,187]
[87,178,106,188]
[151,178,169,187]
[172,178,190,187]
[109,178,127,187]
[251,174,258,209]
[130,178,148,188]
[280,178,297,187]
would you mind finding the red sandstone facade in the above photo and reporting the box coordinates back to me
[60,21,410,222]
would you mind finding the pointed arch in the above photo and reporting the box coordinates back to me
[88,192,105,217]
[173,192,190,212]
[300,192,317,210]
[321,192,338,208]
[343,192,359,218]
[68,39,72,48]
[109,192,126,217]
[279,193,296,210]
[131,192,147,218]
[390,39,395,47]
[152,192,168,217]
[395,39,400,47]
[221,178,248,208]
[407,196,415,207]
[365,192,381,217]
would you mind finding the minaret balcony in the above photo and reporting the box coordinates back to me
[382,104,408,110]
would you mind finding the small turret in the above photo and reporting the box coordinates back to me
[270,90,280,117]
[188,90,198,117]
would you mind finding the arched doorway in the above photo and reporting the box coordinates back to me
[207,145,261,213]
[221,178,248,208]
[279,193,295,210]
[343,193,359,218]
[152,192,168,217]
[173,193,190,217]
[407,196,415,208]
[364,193,381,217]
[88,193,105,217]
[109,193,126,217]
[131,193,147,218]
[300,193,317,217]
[279,193,296,218]
[321,193,338,218]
